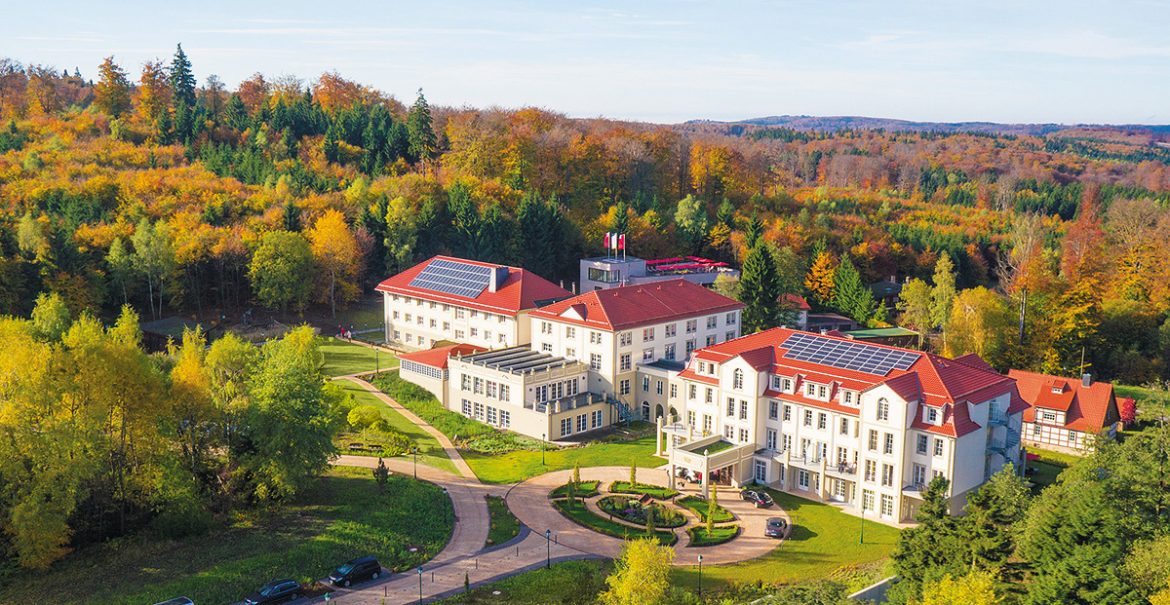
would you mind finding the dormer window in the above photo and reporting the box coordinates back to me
[844,391,854,404]
[771,375,781,390]
[926,407,939,424]
[806,383,816,396]
[783,378,791,392]
[1050,386,1063,394]
[698,361,706,373]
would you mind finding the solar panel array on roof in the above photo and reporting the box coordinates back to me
[781,332,920,376]
[408,258,492,298]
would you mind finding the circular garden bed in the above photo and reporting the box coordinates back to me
[597,495,687,528]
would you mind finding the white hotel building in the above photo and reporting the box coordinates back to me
[640,327,1028,523]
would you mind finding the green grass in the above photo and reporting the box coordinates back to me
[608,481,678,499]
[437,559,612,604]
[334,380,456,474]
[676,495,735,523]
[373,373,501,441]
[1026,447,1080,492]
[687,524,740,547]
[321,337,397,377]
[463,436,664,484]
[551,499,676,546]
[672,488,900,590]
[0,467,453,605]
[550,480,600,498]
[486,496,521,547]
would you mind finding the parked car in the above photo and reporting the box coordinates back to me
[741,489,774,508]
[765,517,788,538]
[243,579,302,605]
[329,555,383,587]
[152,598,194,605]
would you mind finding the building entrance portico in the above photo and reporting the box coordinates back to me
[657,417,756,498]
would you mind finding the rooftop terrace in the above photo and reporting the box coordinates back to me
[461,346,580,375]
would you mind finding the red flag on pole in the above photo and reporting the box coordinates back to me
[618,234,626,251]
[604,232,611,251]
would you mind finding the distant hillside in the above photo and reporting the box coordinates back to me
[688,115,1170,137]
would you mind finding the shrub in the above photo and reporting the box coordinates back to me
[347,404,383,429]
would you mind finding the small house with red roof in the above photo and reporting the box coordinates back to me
[1009,370,1122,453]
[648,327,1026,524]
[376,255,572,351]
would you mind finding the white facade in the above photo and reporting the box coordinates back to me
[383,292,532,351]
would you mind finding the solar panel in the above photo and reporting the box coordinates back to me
[408,258,493,298]
[781,332,919,376]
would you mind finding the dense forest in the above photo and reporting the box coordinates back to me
[3,46,1170,384]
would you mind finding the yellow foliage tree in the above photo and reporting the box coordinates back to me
[915,571,1001,605]
[805,250,837,307]
[599,538,674,605]
[308,209,361,317]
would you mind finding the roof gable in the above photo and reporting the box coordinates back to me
[1009,370,1120,433]
[530,279,743,331]
[375,255,571,316]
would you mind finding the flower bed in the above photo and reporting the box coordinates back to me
[608,481,679,499]
[549,480,600,499]
[676,495,735,523]
[687,524,740,547]
[552,499,676,546]
[596,496,686,528]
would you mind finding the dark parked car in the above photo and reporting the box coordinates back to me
[243,579,302,605]
[765,517,788,538]
[741,489,774,508]
[152,599,194,605]
[329,556,383,587]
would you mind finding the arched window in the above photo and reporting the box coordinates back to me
[733,369,744,390]
[877,398,890,422]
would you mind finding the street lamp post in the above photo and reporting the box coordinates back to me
[413,446,418,479]
[545,529,551,569]
[860,504,865,545]
[417,566,423,604]
[542,433,546,466]
[697,554,703,597]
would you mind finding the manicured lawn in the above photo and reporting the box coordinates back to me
[608,481,678,499]
[463,436,664,484]
[335,380,456,475]
[486,496,521,547]
[0,467,453,605]
[321,337,397,377]
[551,499,676,546]
[550,480,600,498]
[1026,447,1081,492]
[676,495,735,523]
[437,559,611,604]
[672,488,900,590]
[687,524,740,547]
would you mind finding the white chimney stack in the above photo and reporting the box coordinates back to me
[489,267,509,292]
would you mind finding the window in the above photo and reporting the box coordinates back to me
[726,398,736,417]
[499,384,510,401]
[455,329,465,339]
[703,414,712,434]
[818,385,827,398]
[739,428,749,443]
[591,353,602,370]
[688,384,697,400]
[803,410,813,426]
[806,383,816,396]
[565,326,576,338]
[443,321,450,331]
[656,380,664,395]
[687,411,696,427]
[670,384,678,398]
[740,400,748,420]
[591,410,603,428]
[707,316,717,329]
[541,343,553,353]
[726,331,736,341]
[864,460,876,482]
[916,434,928,454]
[619,353,631,371]
[725,425,735,440]
[500,410,510,428]
[880,494,894,517]
[733,369,744,390]
[705,388,713,403]
[470,310,478,318]
[912,464,927,487]
[862,489,875,511]
[783,405,792,421]
[877,398,890,421]
[469,327,477,337]
[881,464,894,487]
[404,313,412,322]
[487,406,497,425]
[473,377,484,394]
[619,332,632,346]
[560,418,573,436]
[664,344,676,360]
[393,310,400,319]
[665,324,677,337]
[686,339,697,354]
[769,401,779,420]
[590,331,602,344]
[766,429,777,450]
[926,407,939,423]
[642,328,655,342]
[783,378,792,392]
[839,418,849,435]
[706,335,716,346]
[868,430,878,451]
[771,375,781,390]
[474,402,484,420]
[797,470,810,489]
[726,312,737,324]
[686,319,697,333]
[455,309,465,319]
[619,379,630,395]
[642,376,650,392]
[782,433,792,451]
[933,438,944,456]
[642,348,655,362]
[486,382,497,398]
[565,347,575,359]
[577,414,587,432]
[1033,424,1042,437]
[461,399,472,415]
[429,319,436,328]
[1041,411,1057,423]
[883,433,894,455]
[817,413,827,429]
[1068,430,1078,443]
[405,334,412,343]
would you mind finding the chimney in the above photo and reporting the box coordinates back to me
[1082,373,1092,388]
[489,267,509,292]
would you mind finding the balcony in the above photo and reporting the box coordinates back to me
[825,461,857,477]
[529,392,604,414]
[903,482,929,498]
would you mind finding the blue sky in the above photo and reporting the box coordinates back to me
[3,1,1169,124]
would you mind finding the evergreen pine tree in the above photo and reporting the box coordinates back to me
[744,213,764,249]
[832,254,878,324]
[282,199,302,232]
[169,43,197,108]
[323,123,340,164]
[407,88,437,164]
[738,242,783,332]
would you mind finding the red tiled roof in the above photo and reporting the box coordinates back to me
[398,343,486,370]
[529,279,744,331]
[685,327,1016,437]
[1009,370,1121,434]
[375,255,571,316]
[778,293,812,311]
